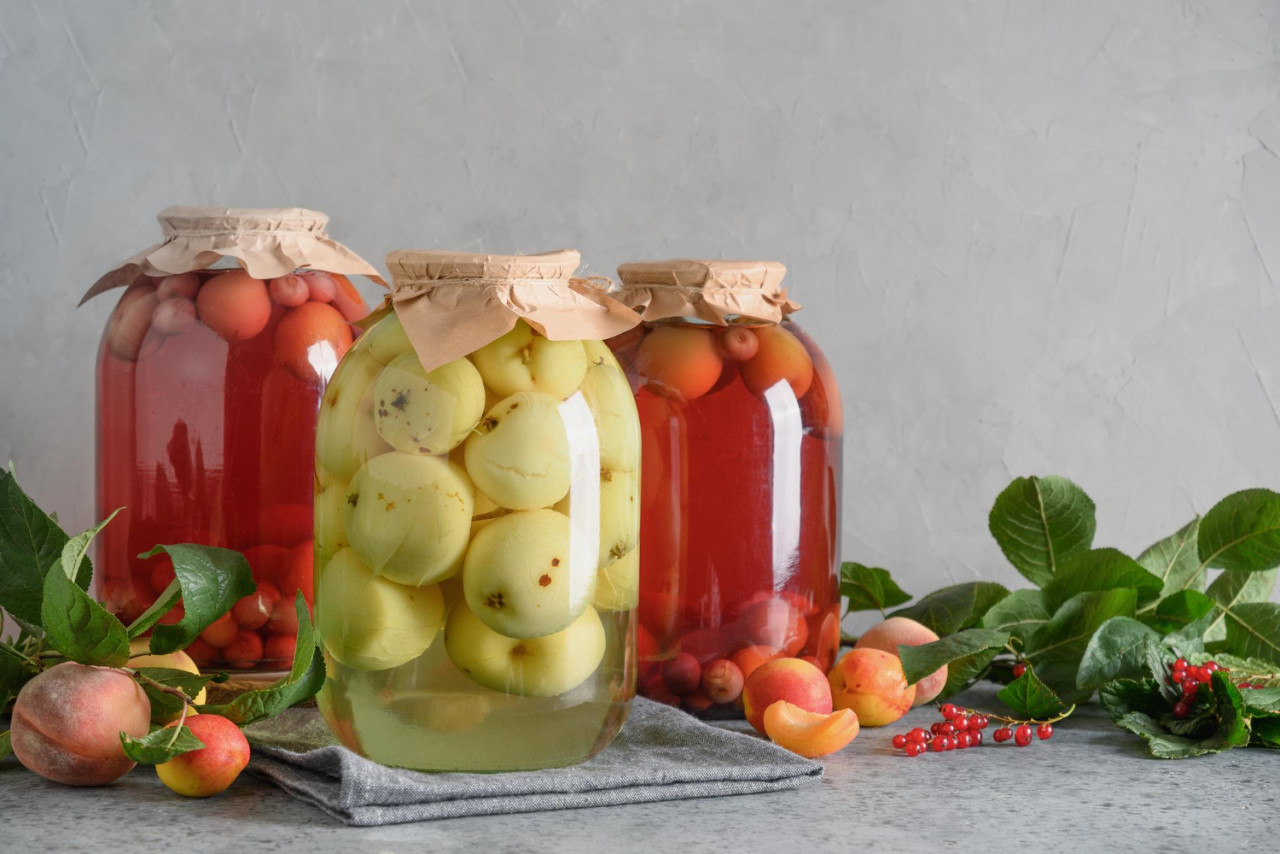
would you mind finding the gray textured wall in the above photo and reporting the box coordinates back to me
[2,0,1279,623]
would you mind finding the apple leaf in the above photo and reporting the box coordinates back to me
[840,562,911,614]
[980,588,1050,646]
[1023,588,1137,700]
[997,667,1066,720]
[1221,603,1280,665]
[0,468,72,628]
[1099,678,1168,720]
[1076,616,1160,692]
[1138,518,1203,596]
[889,582,1009,637]
[120,724,204,765]
[1252,718,1280,749]
[1196,488,1280,577]
[1141,590,1216,636]
[898,628,1011,686]
[1042,548,1163,612]
[40,563,130,667]
[988,475,1096,587]
[1241,687,1280,716]
[935,647,1000,701]
[1203,569,1277,642]
[139,545,255,655]
[134,667,215,724]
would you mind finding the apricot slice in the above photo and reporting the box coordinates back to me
[195,270,272,343]
[635,327,723,400]
[274,301,354,383]
[738,325,814,397]
[763,701,859,758]
[268,274,310,307]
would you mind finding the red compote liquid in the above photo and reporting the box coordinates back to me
[612,321,842,717]
[96,269,365,671]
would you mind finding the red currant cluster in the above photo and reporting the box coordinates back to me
[1168,658,1227,719]
[890,703,1054,756]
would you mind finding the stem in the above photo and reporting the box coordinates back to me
[957,703,1077,727]
[0,642,42,670]
[167,700,190,749]
[126,669,200,708]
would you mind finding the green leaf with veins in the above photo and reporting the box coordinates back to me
[1138,518,1203,597]
[1042,548,1162,612]
[1241,687,1280,716]
[120,725,204,765]
[839,562,912,614]
[935,647,1000,701]
[1024,588,1137,701]
[980,588,1050,646]
[56,509,120,592]
[1253,718,1280,748]
[888,582,1009,637]
[140,545,255,655]
[40,562,130,667]
[1099,678,1168,720]
[1076,616,1160,692]
[1194,489,1280,581]
[988,475,1096,587]
[898,628,1011,686]
[1140,590,1216,635]
[0,468,72,627]
[997,667,1066,720]
[1221,603,1280,665]
[134,667,215,724]
[1203,569,1277,642]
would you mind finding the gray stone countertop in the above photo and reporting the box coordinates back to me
[2,685,1275,854]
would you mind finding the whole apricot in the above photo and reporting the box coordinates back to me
[106,283,159,362]
[855,616,947,706]
[232,582,279,631]
[731,644,782,682]
[738,596,809,657]
[200,612,239,648]
[701,658,745,704]
[278,541,315,606]
[828,648,916,727]
[155,714,250,798]
[273,301,353,383]
[738,325,814,397]
[10,662,151,786]
[763,701,859,758]
[264,633,297,663]
[267,273,310,307]
[715,327,759,361]
[741,658,833,735]
[635,327,724,400]
[152,297,196,336]
[661,653,702,696]
[330,273,369,322]
[195,270,272,343]
[302,270,337,303]
[222,630,264,669]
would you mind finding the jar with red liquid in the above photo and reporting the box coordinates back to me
[82,207,383,672]
[609,259,842,717]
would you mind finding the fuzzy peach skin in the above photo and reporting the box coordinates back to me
[10,662,152,786]
[155,714,251,798]
[741,658,833,735]
[854,616,947,706]
[828,648,916,727]
[763,701,859,758]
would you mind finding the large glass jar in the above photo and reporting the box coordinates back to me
[86,207,382,672]
[609,259,842,718]
[314,250,641,771]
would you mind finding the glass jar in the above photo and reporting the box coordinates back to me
[86,207,382,672]
[314,250,641,771]
[609,259,842,717]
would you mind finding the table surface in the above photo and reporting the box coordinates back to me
[2,685,1275,854]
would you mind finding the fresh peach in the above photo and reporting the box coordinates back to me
[232,582,278,631]
[152,297,196,336]
[701,658,745,704]
[738,325,814,397]
[195,270,272,343]
[156,272,200,301]
[10,662,151,786]
[738,596,809,656]
[155,714,250,798]
[263,633,297,663]
[330,273,369,322]
[635,327,724,400]
[302,270,337,303]
[741,658,833,735]
[854,616,947,706]
[106,283,159,361]
[661,653,702,696]
[268,273,310,307]
[715,327,759,361]
[731,644,782,682]
[222,630,264,669]
[763,701,859,758]
[828,648,916,726]
[200,612,239,648]
[127,638,207,720]
[273,301,353,383]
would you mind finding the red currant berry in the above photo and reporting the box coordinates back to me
[892,734,907,749]
[969,714,989,730]
[931,735,950,752]
[952,715,970,731]
[942,722,958,737]
[1173,657,1188,671]
[1204,661,1220,674]
[1012,663,1027,678]
[1191,667,1210,683]
[1173,701,1190,719]
[930,722,946,735]
[940,704,957,719]
[970,730,984,746]
[1014,725,1032,747]
[993,727,1013,743]
[1036,723,1053,740]
[905,741,924,757]
[1237,681,1251,690]
[1182,677,1200,694]
[956,732,972,749]
[1170,669,1185,684]
[908,728,929,742]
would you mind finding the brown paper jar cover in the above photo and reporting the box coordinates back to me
[384,249,640,373]
[80,206,385,304]
[614,258,801,325]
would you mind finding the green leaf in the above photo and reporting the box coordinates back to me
[1203,569,1277,642]
[935,647,1000,701]
[1141,590,1216,635]
[40,563,130,667]
[988,475,1096,587]
[1138,518,1203,596]
[141,545,255,655]
[1196,488,1280,579]
[198,593,323,725]
[1252,718,1280,748]
[0,468,71,627]
[1024,588,1137,700]
[1099,678,1168,720]
[134,667,214,724]
[1221,602,1280,665]
[120,724,204,765]
[980,588,1050,645]
[1113,712,1239,759]
[0,644,35,710]
[1241,687,1280,716]
[1211,652,1280,676]
[897,628,1011,686]
[1042,548,1163,612]
[888,582,1010,637]
[1076,616,1160,692]
[56,509,120,591]
[126,579,181,640]
[0,730,10,761]
[997,667,1066,719]
[839,563,911,614]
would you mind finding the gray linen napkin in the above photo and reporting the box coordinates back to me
[244,697,823,826]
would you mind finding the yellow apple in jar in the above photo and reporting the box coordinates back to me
[314,476,351,565]
[598,469,639,567]
[316,349,394,481]
[316,548,445,672]
[344,452,474,586]
[463,391,571,510]
[362,313,415,365]
[463,509,592,638]
[444,600,606,697]
[592,549,639,612]
[372,353,485,455]
[469,320,589,399]
[577,358,640,473]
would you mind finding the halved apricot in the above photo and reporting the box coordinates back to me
[763,701,859,757]
[738,325,814,397]
[635,326,724,401]
[273,301,353,383]
[195,270,272,343]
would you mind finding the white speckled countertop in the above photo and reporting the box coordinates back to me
[2,686,1274,853]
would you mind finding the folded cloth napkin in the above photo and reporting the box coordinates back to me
[244,698,823,826]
